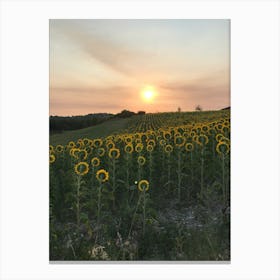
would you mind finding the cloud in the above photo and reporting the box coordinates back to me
[157,74,230,110]
[51,20,152,77]
[49,85,135,115]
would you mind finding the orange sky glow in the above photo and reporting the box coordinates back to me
[50,19,230,116]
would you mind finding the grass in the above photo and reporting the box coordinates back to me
[50,117,130,146]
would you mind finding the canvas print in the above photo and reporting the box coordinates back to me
[49,19,230,261]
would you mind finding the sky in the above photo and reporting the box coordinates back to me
[50,19,230,116]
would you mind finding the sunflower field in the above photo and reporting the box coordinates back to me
[50,110,230,261]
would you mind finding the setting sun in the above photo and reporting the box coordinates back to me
[142,86,156,103]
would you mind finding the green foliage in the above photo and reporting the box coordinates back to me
[50,109,230,261]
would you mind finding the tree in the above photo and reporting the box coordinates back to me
[137,111,146,115]
[177,107,181,113]
[115,109,136,118]
[195,105,202,111]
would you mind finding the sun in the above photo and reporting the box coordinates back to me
[144,90,153,100]
[141,86,156,102]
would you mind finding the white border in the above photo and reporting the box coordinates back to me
[0,0,279,279]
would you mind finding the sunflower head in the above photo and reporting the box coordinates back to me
[85,146,93,155]
[106,141,115,150]
[124,144,134,154]
[174,135,186,147]
[97,147,105,157]
[185,142,194,152]
[49,154,56,164]
[108,148,120,159]
[124,136,133,144]
[70,148,80,158]
[146,144,154,153]
[76,140,84,149]
[216,141,230,155]
[135,143,143,153]
[96,169,109,183]
[163,131,171,140]
[164,144,173,154]
[147,139,156,147]
[215,133,224,142]
[138,180,149,192]
[159,139,166,146]
[202,125,209,133]
[83,138,91,146]
[91,157,100,167]
[93,139,103,148]
[49,145,54,153]
[67,141,76,149]
[74,162,89,176]
[77,149,88,160]
[137,156,146,166]
[55,145,64,153]
[197,134,209,146]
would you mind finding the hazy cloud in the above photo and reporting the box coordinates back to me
[51,21,153,77]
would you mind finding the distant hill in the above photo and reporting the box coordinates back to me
[221,106,230,110]
[50,113,113,133]
[50,117,131,145]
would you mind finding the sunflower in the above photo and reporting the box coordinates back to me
[85,146,93,155]
[96,169,109,182]
[159,139,166,146]
[88,139,94,147]
[146,144,154,153]
[93,139,103,148]
[174,135,186,147]
[190,131,196,138]
[138,180,149,192]
[137,156,146,166]
[97,147,105,157]
[124,144,134,154]
[55,145,64,153]
[108,148,120,159]
[216,141,230,155]
[216,124,223,131]
[91,157,100,167]
[76,139,85,148]
[221,136,230,144]
[185,142,194,152]
[70,148,80,158]
[49,145,54,153]
[197,134,209,146]
[106,141,115,150]
[223,121,230,128]
[124,135,133,144]
[202,125,209,133]
[74,162,89,176]
[106,135,114,142]
[164,144,173,153]
[49,154,55,163]
[78,149,88,160]
[215,133,225,142]
[163,131,171,140]
[147,139,156,147]
[67,141,76,149]
[135,143,143,153]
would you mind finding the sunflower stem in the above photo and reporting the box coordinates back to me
[178,148,182,203]
[222,153,226,203]
[113,158,116,210]
[76,175,81,228]
[200,147,204,200]
[97,181,102,226]
[128,193,142,239]
[149,152,152,188]
[143,189,146,235]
